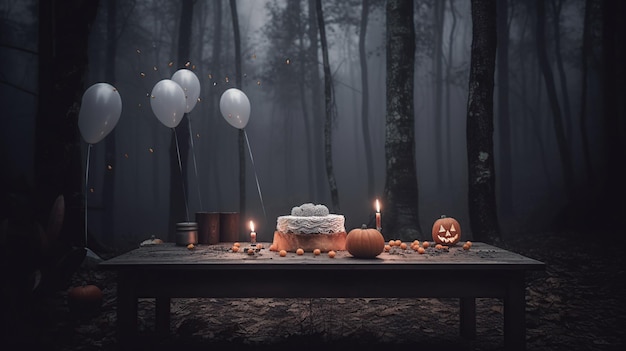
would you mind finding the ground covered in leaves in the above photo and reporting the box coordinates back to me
[7,231,626,350]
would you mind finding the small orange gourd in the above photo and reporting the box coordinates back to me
[346,225,385,258]
[67,284,103,317]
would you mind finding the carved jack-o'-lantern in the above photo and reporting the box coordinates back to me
[431,215,461,245]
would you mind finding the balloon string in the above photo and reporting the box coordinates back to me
[173,128,190,222]
[187,115,203,211]
[243,129,267,222]
[84,143,92,248]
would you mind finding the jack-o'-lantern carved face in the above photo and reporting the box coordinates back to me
[431,215,461,245]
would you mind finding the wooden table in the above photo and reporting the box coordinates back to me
[100,242,544,350]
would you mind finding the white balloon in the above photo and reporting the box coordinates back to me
[171,69,201,113]
[78,83,122,144]
[219,88,250,129]
[150,79,187,128]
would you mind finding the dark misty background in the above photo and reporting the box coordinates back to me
[1,0,624,251]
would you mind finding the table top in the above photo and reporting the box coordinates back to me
[99,241,545,272]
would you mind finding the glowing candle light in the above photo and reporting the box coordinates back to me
[375,199,382,231]
[249,221,256,244]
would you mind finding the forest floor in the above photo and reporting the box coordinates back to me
[5,230,625,351]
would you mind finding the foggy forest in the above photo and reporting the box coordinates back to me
[1,0,624,252]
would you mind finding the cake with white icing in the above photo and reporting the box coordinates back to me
[271,203,347,252]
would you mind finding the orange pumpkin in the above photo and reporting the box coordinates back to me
[346,225,385,258]
[67,284,103,317]
[431,215,461,245]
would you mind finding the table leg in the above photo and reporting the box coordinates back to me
[156,296,171,334]
[504,273,526,351]
[117,272,138,350]
[459,297,476,339]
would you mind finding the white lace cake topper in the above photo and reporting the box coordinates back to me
[277,203,345,234]
[291,203,330,216]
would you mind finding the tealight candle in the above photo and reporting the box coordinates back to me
[375,199,382,231]
[249,220,256,244]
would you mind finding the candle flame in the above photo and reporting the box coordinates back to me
[375,199,380,213]
[249,220,255,232]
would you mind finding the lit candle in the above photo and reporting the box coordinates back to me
[249,220,257,244]
[375,199,382,231]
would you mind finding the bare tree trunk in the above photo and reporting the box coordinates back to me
[209,0,223,207]
[549,0,573,148]
[168,0,194,240]
[601,0,626,225]
[384,0,421,241]
[308,0,326,202]
[296,0,315,199]
[315,0,340,212]
[466,0,500,244]
[433,0,445,188]
[103,0,117,246]
[298,46,315,199]
[535,0,575,199]
[515,3,554,188]
[519,11,530,153]
[444,0,457,187]
[150,1,163,225]
[35,0,100,247]
[359,0,375,200]
[579,0,593,184]
[228,0,245,233]
[496,0,512,216]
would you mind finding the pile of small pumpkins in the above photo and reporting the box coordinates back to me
[345,215,463,259]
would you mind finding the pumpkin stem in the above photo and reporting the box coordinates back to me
[440,215,447,219]
[361,224,368,229]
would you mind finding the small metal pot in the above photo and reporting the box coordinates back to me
[175,221,198,246]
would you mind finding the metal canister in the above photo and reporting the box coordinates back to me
[175,221,198,246]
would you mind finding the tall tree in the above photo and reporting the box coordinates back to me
[35,0,100,246]
[295,1,315,199]
[209,0,223,207]
[261,0,312,197]
[103,0,117,246]
[549,0,573,148]
[513,4,553,186]
[168,0,194,240]
[466,0,500,243]
[315,0,340,211]
[444,0,457,187]
[308,0,326,201]
[384,0,421,241]
[496,0,512,216]
[230,0,246,230]
[601,0,626,226]
[535,0,575,200]
[359,0,375,199]
[579,0,593,184]
[433,0,445,187]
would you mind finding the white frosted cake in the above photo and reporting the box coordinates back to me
[271,203,347,252]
